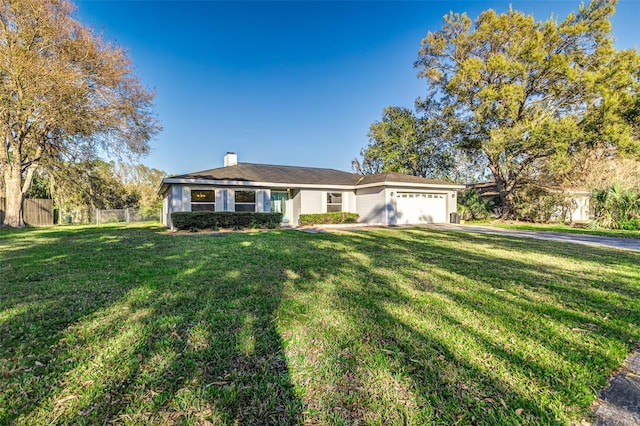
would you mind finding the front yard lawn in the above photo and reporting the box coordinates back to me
[1,224,638,424]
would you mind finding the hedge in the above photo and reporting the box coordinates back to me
[171,212,283,231]
[298,212,359,226]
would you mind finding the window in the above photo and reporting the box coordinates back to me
[235,190,256,212]
[191,190,215,211]
[327,192,342,212]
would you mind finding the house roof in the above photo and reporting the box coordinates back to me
[356,172,451,186]
[172,162,359,185]
[466,182,500,197]
[160,162,464,194]
[466,182,590,197]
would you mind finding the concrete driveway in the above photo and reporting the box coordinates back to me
[428,224,640,252]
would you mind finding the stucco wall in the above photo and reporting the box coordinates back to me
[447,191,457,219]
[299,190,325,214]
[355,188,387,225]
[571,196,590,222]
[256,189,270,213]
[215,189,227,211]
[170,185,184,213]
[385,188,397,225]
[162,182,461,228]
[291,189,302,226]
[162,193,170,227]
[343,192,357,213]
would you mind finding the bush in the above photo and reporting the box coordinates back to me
[171,212,283,231]
[298,212,359,226]
[620,218,640,230]
[513,186,572,223]
[592,185,640,229]
[458,188,495,220]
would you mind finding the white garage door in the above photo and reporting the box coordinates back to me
[396,192,447,224]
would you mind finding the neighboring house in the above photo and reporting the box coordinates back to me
[159,152,464,228]
[549,188,591,222]
[466,182,591,222]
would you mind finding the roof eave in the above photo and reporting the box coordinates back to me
[160,177,357,190]
[160,177,465,191]
[356,181,465,190]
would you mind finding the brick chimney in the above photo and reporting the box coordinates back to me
[224,152,237,167]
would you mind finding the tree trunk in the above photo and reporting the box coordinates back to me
[3,169,25,227]
[489,163,517,220]
[500,190,517,220]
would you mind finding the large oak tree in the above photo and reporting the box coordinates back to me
[0,0,159,226]
[413,0,639,218]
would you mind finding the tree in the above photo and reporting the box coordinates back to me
[47,159,134,216]
[116,162,165,213]
[415,0,639,218]
[353,105,455,180]
[0,0,159,226]
[37,158,165,223]
[24,169,50,199]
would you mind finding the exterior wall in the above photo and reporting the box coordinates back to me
[551,194,591,223]
[300,190,357,214]
[291,189,302,226]
[163,186,276,227]
[355,187,387,225]
[215,189,227,211]
[182,187,192,211]
[343,192,356,213]
[161,183,461,228]
[571,196,590,222]
[221,188,272,212]
[447,191,458,220]
[294,189,357,224]
[256,189,271,213]
[385,188,397,225]
[299,190,325,214]
[162,193,170,226]
[164,185,189,229]
[171,185,185,214]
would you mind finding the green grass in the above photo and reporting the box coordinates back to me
[485,222,640,239]
[1,223,639,425]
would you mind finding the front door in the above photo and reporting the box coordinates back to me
[270,191,289,223]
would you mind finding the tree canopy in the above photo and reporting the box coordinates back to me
[414,0,639,217]
[0,0,160,226]
[353,106,455,180]
[357,0,640,219]
[44,159,165,222]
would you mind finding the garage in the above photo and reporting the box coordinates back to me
[395,192,447,224]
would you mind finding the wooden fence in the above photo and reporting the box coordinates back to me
[0,197,54,226]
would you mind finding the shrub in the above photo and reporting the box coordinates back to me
[513,186,572,223]
[592,185,640,229]
[298,212,359,226]
[620,218,640,230]
[458,188,498,220]
[171,212,282,231]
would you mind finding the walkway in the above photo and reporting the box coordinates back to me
[594,348,640,425]
[428,224,640,252]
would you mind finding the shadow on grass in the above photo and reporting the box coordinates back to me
[284,228,640,423]
[1,225,639,424]
[0,226,302,424]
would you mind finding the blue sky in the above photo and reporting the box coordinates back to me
[75,1,640,175]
